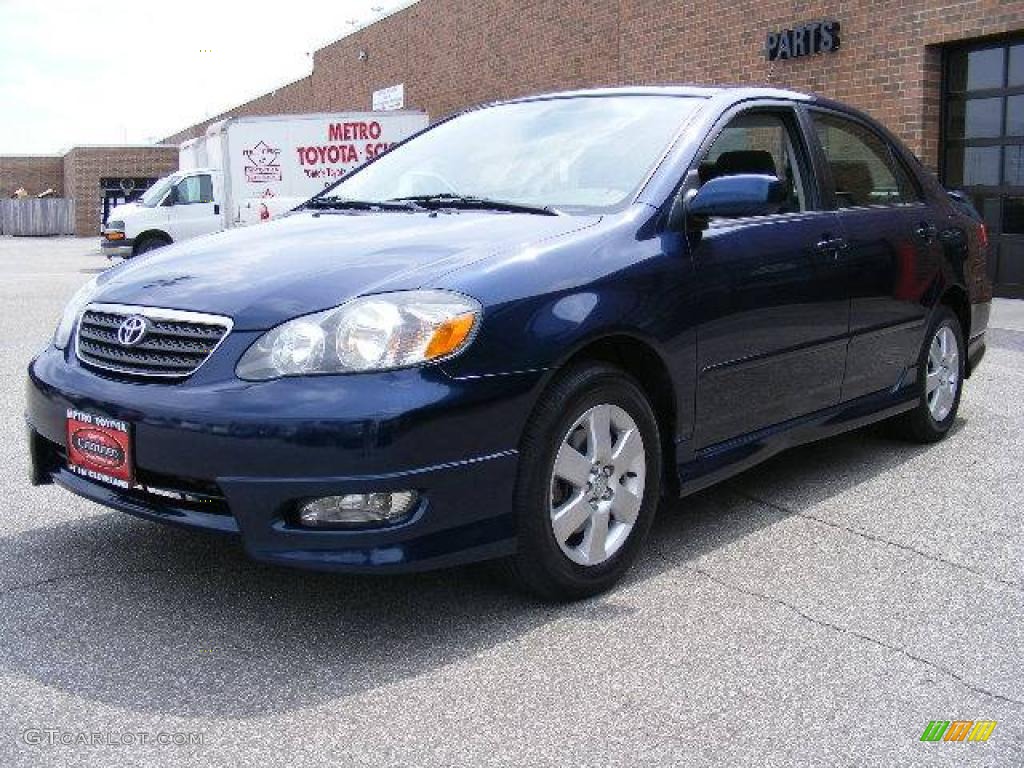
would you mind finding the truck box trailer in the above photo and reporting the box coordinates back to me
[102,110,429,258]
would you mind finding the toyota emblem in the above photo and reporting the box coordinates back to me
[117,315,149,346]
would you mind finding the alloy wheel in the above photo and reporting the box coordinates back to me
[548,403,646,566]
[926,325,959,422]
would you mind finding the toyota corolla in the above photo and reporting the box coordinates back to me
[26,87,990,599]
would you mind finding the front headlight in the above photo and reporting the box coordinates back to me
[53,275,100,349]
[236,290,481,380]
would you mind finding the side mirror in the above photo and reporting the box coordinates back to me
[687,174,787,221]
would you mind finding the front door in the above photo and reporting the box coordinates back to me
[691,108,849,449]
[168,173,220,242]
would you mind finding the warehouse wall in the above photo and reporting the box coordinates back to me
[164,0,1024,174]
[309,0,1024,172]
[0,155,64,198]
[63,146,178,236]
[162,76,314,146]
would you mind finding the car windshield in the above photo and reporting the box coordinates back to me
[323,95,704,214]
[139,175,177,207]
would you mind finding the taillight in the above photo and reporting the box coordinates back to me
[259,203,270,222]
[978,221,989,250]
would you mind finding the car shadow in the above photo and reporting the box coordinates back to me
[0,419,961,718]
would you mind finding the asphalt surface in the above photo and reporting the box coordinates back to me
[0,236,1021,767]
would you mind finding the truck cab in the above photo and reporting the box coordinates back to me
[101,169,224,258]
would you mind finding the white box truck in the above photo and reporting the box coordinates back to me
[101,111,428,258]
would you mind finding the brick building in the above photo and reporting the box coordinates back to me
[0,155,64,198]
[160,0,1024,294]
[62,146,178,237]
[4,0,1024,291]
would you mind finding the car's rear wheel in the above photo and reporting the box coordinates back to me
[892,306,964,443]
[504,363,662,600]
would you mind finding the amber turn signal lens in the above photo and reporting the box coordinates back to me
[425,312,476,360]
[105,231,125,240]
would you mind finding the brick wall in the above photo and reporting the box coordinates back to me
[162,76,314,146]
[161,2,1024,175]
[0,156,64,198]
[63,147,179,236]
[304,0,1024,173]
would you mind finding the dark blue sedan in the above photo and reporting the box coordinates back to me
[26,87,991,599]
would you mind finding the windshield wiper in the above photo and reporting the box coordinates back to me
[387,195,559,216]
[302,197,419,212]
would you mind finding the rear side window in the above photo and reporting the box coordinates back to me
[812,113,919,208]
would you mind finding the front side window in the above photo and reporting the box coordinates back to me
[175,174,213,205]
[812,113,918,208]
[139,176,176,207]
[325,96,705,214]
[697,111,810,214]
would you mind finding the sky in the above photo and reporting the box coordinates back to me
[0,0,417,154]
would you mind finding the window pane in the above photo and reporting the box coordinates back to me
[1008,95,1024,136]
[1006,146,1024,186]
[949,47,1006,91]
[969,47,1005,90]
[814,113,915,207]
[699,112,809,213]
[948,146,1001,186]
[972,194,1001,231]
[948,97,1004,138]
[1010,43,1024,87]
[997,240,1024,286]
[1004,197,1024,234]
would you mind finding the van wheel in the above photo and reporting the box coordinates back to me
[133,235,171,256]
[504,363,662,601]
[891,306,964,443]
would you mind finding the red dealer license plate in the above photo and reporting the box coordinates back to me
[66,408,134,487]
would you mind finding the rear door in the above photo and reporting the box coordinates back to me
[808,110,940,401]
[691,105,849,448]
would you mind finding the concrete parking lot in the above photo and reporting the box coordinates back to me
[0,235,1021,767]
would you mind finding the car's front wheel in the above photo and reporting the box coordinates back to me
[505,363,662,600]
[133,235,171,257]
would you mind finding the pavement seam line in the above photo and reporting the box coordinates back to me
[651,547,1024,708]
[0,565,254,597]
[737,491,1021,591]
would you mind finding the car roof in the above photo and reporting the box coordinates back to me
[497,84,815,105]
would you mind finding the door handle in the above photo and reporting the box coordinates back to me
[915,222,937,242]
[815,236,848,258]
[213,204,220,215]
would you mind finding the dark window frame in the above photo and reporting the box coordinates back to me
[805,107,926,210]
[680,100,824,224]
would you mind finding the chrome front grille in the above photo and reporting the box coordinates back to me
[76,303,232,379]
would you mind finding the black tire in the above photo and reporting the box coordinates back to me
[503,362,662,601]
[133,235,170,257]
[891,305,965,443]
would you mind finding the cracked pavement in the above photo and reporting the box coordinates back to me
[0,237,1021,766]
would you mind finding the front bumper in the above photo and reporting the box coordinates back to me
[26,345,545,572]
[100,236,133,258]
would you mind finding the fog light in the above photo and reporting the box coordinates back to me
[298,491,418,527]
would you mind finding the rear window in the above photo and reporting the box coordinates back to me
[812,113,920,208]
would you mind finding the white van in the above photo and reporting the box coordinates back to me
[102,110,429,258]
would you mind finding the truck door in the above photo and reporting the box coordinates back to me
[167,173,221,242]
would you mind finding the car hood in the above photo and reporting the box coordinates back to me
[105,202,140,223]
[94,209,599,330]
